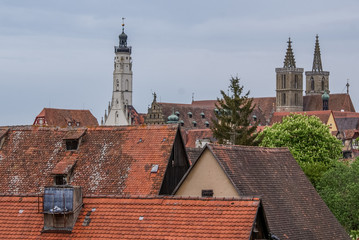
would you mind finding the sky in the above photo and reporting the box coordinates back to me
[1,0,359,126]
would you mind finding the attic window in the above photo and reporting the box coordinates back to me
[179,120,184,126]
[76,122,80,127]
[201,112,205,118]
[151,164,159,173]
[205,121,209,128]
[175,111,180,117]
[68,122,72,126]
[55,175,67,185]
[192,121,197,127]
[202,189,213,197]
[66,140,79,150]
[188,112,192,118]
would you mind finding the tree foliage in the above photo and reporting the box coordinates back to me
[258,114,342,185]
[211,76,260,146]
[317,160,359,232]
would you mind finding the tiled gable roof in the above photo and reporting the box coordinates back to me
[335,118,359,131]
[33,108,99,127]
[303,94,355,112]
[0,195,261,239]
[270,110,332,125]
[0,125,181,196]
[206,144,350,240]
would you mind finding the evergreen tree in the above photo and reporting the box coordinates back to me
[211,76,260,146]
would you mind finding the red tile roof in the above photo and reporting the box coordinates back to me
[180,144,350,239]
[182,128,214,148]
[0,125,186,196]
[33,108,99,127]
[270,110,333,125]
[303,93,355,112]
[0,195,261,239]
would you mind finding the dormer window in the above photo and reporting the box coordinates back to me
[66,139,79,150]
[63,129,86,151]
[192,121,197,127]
[67,122,72,126]
[188,112,192,118]
[205,121,209,128]
[179,120,184,126]
[175,111,180,117]
[55,175,67,185]
[76,122,80,127]
[201,112,205,118]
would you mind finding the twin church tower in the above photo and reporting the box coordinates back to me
[102,21,330,125]
[276,35,330,112]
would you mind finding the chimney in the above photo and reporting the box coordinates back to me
[42,185,83,232]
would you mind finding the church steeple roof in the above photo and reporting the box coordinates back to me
[283,38,296,68]
[312,35,323,72]
[119,18,128,47]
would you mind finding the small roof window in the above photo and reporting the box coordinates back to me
[151,164,159,173]
[187,112,193,118]
[200,112,205,118]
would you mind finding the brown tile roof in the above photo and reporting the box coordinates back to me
[270,110,333,125]
[0,125,184,196]
[0,195,261,239]
[303,94,356,112]
[33,108,99,127]
[333,111,359,118]
[159,102,215,129]
[335,118,359,131]
[204,144,350,239]
[185,147,203,165]
[251,97,276,126]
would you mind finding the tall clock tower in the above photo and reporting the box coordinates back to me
[103,19,133,126]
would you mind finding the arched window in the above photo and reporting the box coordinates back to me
[116,80,119,91]
[321,77,325,91]
[282,93,286,105]
[295,93,298,105]
[281,75,286,89]
[125,79,129,91]
[294,75,298,89]
[311,77,314,91]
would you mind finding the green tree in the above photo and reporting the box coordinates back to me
[317,160,359,232]
[258,114,342,186]
[211,76,260,146]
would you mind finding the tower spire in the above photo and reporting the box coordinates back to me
[283,38,296,68]
[312,35,323,72]
[122,17,125,33]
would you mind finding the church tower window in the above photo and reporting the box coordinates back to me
[311,77,314,91]
[116,80,119,91]
[281,75,286,89]
[282,93,286,105]
[294,75,298,89]
[125,79,129,91]
[321,77,325,91]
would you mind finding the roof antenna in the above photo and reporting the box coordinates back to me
[346,79,350,94]
[192,92,194,102]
